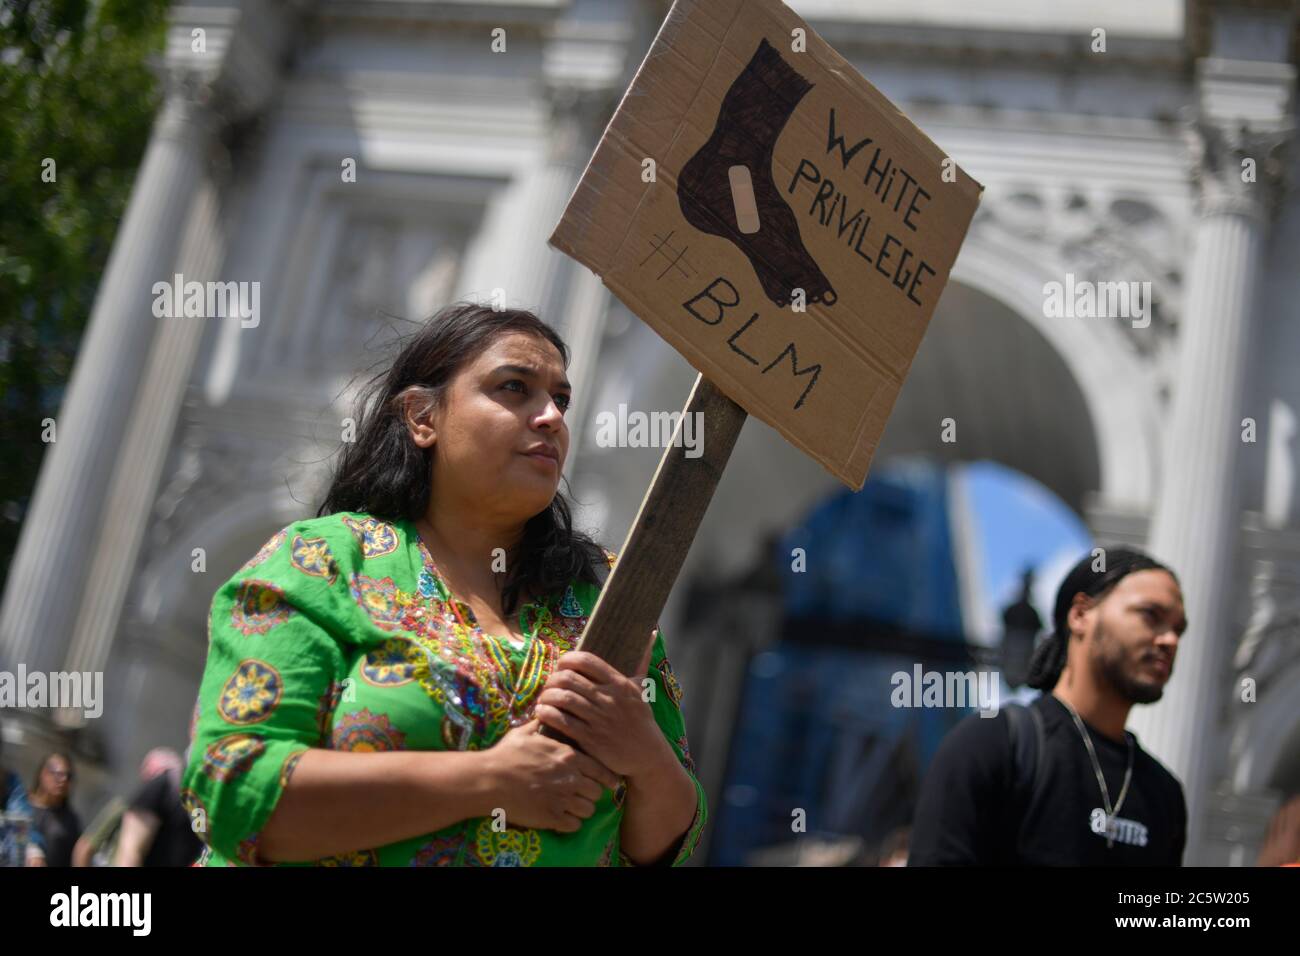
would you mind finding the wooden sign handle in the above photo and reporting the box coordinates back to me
[539,373,748,746]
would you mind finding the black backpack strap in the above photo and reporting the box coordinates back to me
[1005,705,1033,805]
[1026,701,1049,807]
[1002,701,1051,864]
[1007,703,1050,801]
[1001,703,1039,865]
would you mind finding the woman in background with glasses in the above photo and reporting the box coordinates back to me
[29,752,82,867]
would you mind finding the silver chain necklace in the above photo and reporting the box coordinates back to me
[1057,696,1134,849]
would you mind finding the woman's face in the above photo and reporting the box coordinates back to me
[39,756,71,802]
[423,331,571,523]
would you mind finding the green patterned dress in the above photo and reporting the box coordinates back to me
[182,511,707,866]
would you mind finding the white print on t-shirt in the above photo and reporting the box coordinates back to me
[1089,807,1149,847]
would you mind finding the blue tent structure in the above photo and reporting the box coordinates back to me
[707,460,981,865]
[780,458,966,637]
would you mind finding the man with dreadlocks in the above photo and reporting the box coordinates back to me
[909,548,1188,865]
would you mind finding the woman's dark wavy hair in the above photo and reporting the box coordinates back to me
[1026,547,1179,691]
[317,302,606,615]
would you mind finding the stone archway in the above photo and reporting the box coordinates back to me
[876,279,1102,516]
[949,231,1164,513]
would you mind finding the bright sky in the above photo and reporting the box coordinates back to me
[958,459,1093,642]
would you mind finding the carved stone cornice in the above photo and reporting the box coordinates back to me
[316,0,563,31]
[540,10,636,165]
[1187,115,1293,221]
[159,1,307,131]
[970,187,1184,363]
[1186,0,1300,64]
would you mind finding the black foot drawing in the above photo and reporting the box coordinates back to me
[677,38,836,309]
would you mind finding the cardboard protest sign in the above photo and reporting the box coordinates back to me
[550,0,983,491]
[535,0,984,703]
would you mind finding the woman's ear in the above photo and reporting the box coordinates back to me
[399,387,437,449]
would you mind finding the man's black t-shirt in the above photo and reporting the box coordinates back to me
[909,693,1186,865]
[128,773,203,867]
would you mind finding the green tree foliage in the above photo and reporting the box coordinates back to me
[0,0,169,589]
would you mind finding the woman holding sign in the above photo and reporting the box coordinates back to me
[182,303,706,866]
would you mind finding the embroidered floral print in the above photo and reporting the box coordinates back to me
[230,580,294,635]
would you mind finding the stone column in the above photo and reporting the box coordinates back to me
[507,85,615,321]
[559,266,612,470]
[54,175,227,729]
[0,91,218,676]
[56,4,298,731]
[548,86,621,470]
[0,0,300,742]
[1126,56,1293,862]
